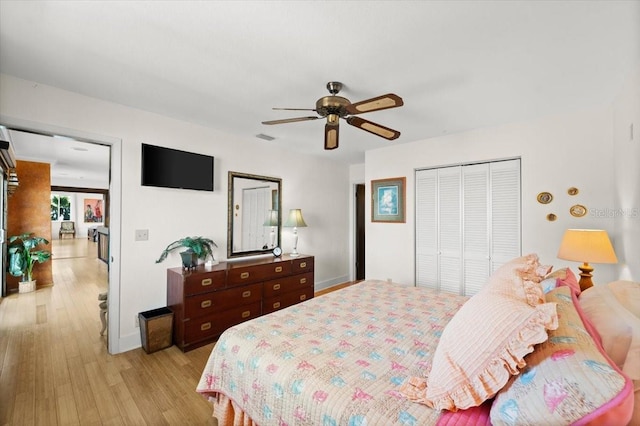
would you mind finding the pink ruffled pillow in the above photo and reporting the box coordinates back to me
[400,254,557,411]
[483,254,551,306]
[421,293,558,411]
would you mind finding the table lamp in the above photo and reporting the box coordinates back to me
[263,210,279,248]
[557,229,618,291]
[284,209,307,257]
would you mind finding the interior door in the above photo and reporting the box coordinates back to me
[355,184,365,280]
[0,168,5,297]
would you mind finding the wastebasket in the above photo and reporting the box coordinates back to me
[138,307,173,354]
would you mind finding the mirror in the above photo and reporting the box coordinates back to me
[228,171,282,258]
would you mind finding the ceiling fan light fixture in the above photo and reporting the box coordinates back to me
[327,114,339,126]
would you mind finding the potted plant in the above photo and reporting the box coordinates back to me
[8,233,52,293]
[155,236,218,269]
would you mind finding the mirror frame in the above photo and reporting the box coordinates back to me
[227,171,282,258]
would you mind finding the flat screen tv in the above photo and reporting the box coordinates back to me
[141,143,214,191]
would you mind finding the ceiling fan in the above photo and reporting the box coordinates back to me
[261,82,404,150]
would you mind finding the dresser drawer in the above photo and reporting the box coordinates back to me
[263,272,314,298]
[184,301,262,342]
[227,262,292,287]
[292,257,314,273]
[184,282,263,319]
[183,270,226,296]
[263,287,314,314]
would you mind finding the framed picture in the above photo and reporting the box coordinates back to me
[371,177,406,223]
[84,198,104,223]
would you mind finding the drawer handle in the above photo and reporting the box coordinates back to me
[300,294,307,301]
[201,322,211,331]
[242,310,251,318]
[273,302,281,309]
[300,262,307,268]
[275,266,283,273]
[201,278,212,286]
[273,284,281,290]
[240,272,250,279]
[200,300,212,308]
[300,278,307,284]
[242,290,251,298]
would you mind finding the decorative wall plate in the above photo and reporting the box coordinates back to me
[546,213,557,221]
[537,192,553,204]
[570,204,587,217]
[568,187,579,196]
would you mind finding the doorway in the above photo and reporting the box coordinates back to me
[0,117,122,354]
[355,183,365,280]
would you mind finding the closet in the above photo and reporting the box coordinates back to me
[415,159,521,295]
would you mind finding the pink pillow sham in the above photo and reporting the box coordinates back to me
[400,253,557,411]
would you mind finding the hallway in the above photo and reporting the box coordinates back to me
[0,238,216,425]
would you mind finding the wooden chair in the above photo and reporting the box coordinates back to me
[99,292,108,335]
[59,221,76,239]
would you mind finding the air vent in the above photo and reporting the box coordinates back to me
[256,133,275,141]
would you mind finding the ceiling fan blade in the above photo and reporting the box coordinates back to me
[262,116,320,125]
[345,93,404,115]
[272,108,317,111]
[324,123,339,150]
[346,116,401,140]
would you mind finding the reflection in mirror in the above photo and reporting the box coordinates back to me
[228,171,282,258]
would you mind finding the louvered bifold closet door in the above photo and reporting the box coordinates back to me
[415,169,438,289]
[462,164,490,296]
[490,159,521,272]
[437,167,462,294]
[415,159,521,295]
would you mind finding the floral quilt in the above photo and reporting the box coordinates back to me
[196,280,485,425]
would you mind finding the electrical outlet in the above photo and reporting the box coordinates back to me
[135,314,140,328]
[135,229,149,241]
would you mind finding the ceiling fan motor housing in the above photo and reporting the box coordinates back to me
[315,96,350,118]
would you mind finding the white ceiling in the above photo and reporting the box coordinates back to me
[1,1,639,174]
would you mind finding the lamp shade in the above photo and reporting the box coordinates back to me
[557,229,618,264]
[263,210,279,226]
[284,209,307,228]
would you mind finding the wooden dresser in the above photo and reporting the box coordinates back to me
[167,254,314,352]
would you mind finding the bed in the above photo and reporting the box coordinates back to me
[197,255,637,425]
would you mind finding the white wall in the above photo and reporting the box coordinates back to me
[0,74,350,353]
[365,106,623,285]
[612,68,640,281]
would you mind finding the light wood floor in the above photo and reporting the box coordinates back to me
[0,238,358,425]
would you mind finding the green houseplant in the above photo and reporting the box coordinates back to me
[155,236,217,269]
[8,233,52,293]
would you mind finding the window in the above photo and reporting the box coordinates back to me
[51,194,71,221]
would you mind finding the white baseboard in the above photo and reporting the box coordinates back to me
[314,275,349,293]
